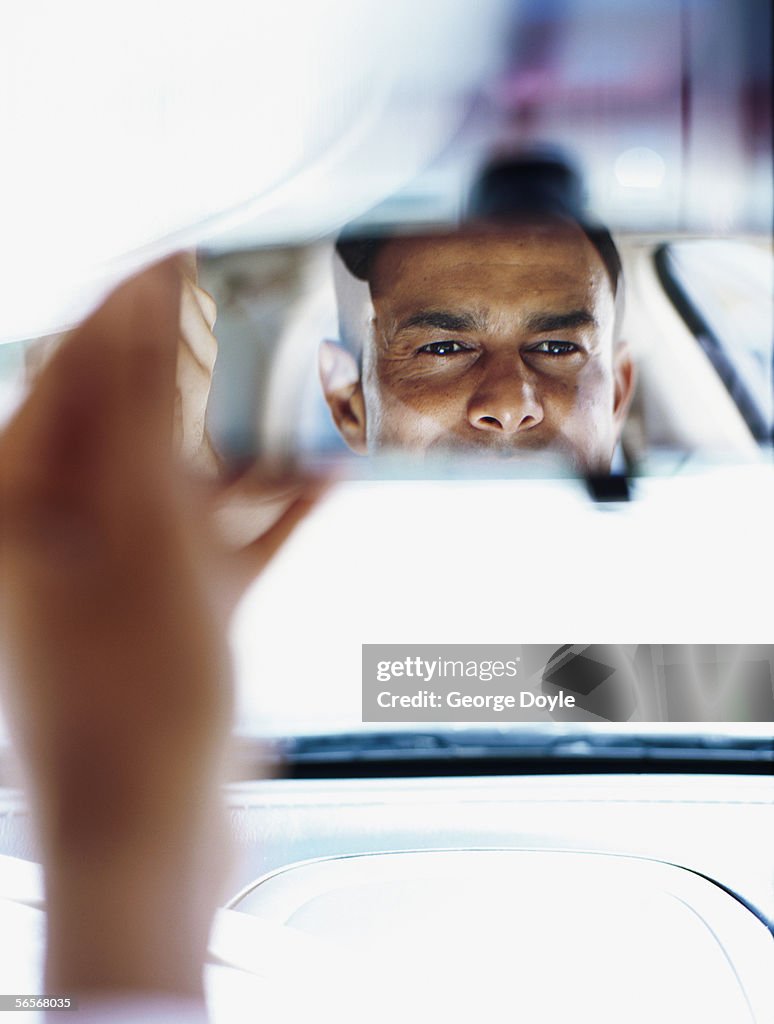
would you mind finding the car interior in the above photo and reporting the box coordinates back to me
[0,1,772,1021]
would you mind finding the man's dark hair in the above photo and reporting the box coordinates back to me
[336,155,622,295]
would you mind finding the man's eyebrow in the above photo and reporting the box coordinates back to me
[524,309,597,333]
[396,309,484,333]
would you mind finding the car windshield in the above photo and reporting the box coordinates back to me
[223,552,774,770]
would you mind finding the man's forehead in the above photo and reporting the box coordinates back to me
[371,223,610,300]
[370,230,612,331]
[394,306,600,335]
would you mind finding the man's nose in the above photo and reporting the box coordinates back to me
[466,361,544,434]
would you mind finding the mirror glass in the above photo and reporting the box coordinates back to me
[196,215,772,480]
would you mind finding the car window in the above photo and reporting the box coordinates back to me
[656,240,773,439]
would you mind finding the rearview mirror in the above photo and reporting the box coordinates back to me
[198,223,771,482]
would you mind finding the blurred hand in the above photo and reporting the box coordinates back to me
[25,253,307,584]
[0,260,324,1000]
[175,253,323,593]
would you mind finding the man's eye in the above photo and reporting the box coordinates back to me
[530,340,580,356]
[416,341,470,356]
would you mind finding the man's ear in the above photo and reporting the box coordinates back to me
[612,340,635,435]
[318,339,367,454]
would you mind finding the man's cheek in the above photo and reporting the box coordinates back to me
[553,367,614,423]
[545,384,615,468]
[375,386,462,448]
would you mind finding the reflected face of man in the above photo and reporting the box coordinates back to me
[325,221,634,472]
